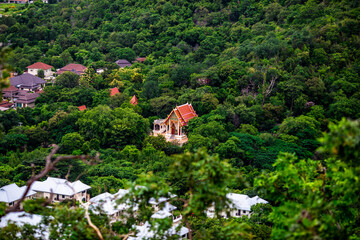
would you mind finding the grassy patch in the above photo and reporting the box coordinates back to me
[0,3,26,15]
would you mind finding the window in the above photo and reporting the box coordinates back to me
[243,210,246,214]
[62,195,65,198]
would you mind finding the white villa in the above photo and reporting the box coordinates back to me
[90,188,182,224]
[128,221,189,240]
[89,189,137,223]
[0,183,37,207]
[0,212,48,239]
[90,187,187,239]
[30,177,91,203]
[206,193,268,218]
[153,103,197,143]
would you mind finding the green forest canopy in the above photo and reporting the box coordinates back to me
[0,0,360,239]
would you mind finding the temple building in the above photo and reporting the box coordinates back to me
[153,103,197,143]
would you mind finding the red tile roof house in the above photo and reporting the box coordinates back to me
[56,64,87,75]
[110,87,120,96]
[26,62,54,79]
[0,101,14,111]
[135,57,146,63]
[2,85,19,102]
[130,95,138,106]
[115,59,132,68]
[78,105,87,111]
[153,103,197,143]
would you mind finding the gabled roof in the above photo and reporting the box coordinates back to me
[151,210,172,219]
[90,192,119,215]
[148,197,169,205]
[0,212,43,228]
[90,189,136,216]
[0,183,36,203]
[31,177,91,196]
[110,87,120,96]
[128,222,189,240]
[135,57,146,63]
[2,85,19,92]
[151,202,177,219]
[15,92,40,104]
[130,95,138,106]
[0,101,13,108]
[227,193,268,211]
[10,73,46,88]
[164,103,198,126]
[27,62,53,70]
[116,59,132,68]
[57,64,87,75]
[2,86,19,98]
[78,105,87,111]
[0,211,48,239]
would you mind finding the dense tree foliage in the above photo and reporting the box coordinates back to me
[1,0,360,239]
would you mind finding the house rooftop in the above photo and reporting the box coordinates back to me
[2,85,19,92]
[0,211,42,228]
[0,101,13,108]
[27,62,53,70]
[57,64,87,75]
[148,196,169,205]
[90,192,120,215]
[135,57,146,63]
[227,193,268,211]
[0,183,36,203]
[164,103,198,127]
[15,92,40,104]
[110,87,120,96]
[0,211,48,239]
[153,119,165,124]
[30,177,91,196]
[90,189,136,216]
[78,105,87,111]
[115,59,132,68]
[10,73,46,88]
[128,222,189,240]
[130,95,138,106]
[151,210,172,219]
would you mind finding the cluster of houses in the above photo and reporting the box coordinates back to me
[6,0,48,4]
[1,58,143,111]
[0,177,267,239]
[0,177,91,207]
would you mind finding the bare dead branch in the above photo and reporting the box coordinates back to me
[4,145,101,214]
[80,200,104,240]
[31,163,35,178]
[65,165,73,180]
[75,169,89,182]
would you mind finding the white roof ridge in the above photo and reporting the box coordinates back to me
[0,183,36,203]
